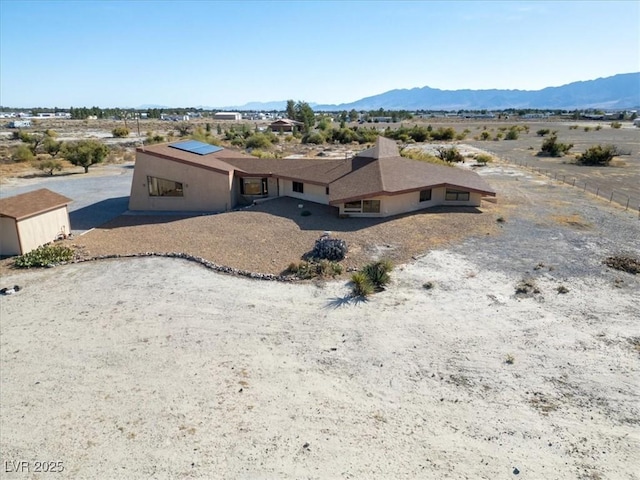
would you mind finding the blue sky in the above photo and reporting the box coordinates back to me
[1,0,638,108]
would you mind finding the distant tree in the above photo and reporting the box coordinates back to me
[286,99,296,120]
[294,101,315,132]
[43,137,63,158]
[18,132,46,154]
[348,109,359,122]
[33,159,63,176]
[63,140,109,173]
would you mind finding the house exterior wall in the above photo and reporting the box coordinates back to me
[278,179,329,205]
[336,187,483,217]
[0,217,20,256]
[129,152,233,212]
[13,207,70,254]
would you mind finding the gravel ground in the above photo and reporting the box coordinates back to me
[69,197,501,276]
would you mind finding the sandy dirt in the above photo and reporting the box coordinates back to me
[1,161,639,479]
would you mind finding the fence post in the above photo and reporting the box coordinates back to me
[583,182,587,192]
[572,178,576,186]
[609,192,614,202]
[625,197,629,210]
[596,187,599,197]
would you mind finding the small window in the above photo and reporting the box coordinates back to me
[241,177,267,195]
[147,176,183,197]
[445,189,470,201]
[344,201,362,212]
[326,186,330,195]
[362,200,380,213]
[419,189,432,202]
[293,181,304,193]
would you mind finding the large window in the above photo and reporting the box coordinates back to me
[445,189,470,201]
[240,178,268,195]
[419,189,432,202]
[147,176,183,197]
[292,181,304,193]
[343,199,381,213]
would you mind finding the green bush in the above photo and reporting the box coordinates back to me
[505,128,519,140]
[14,244,73,268]
[12,144,34,162]
[538,135,572,157]
[33,159,63,175]
[286,260,342,279]
[479,131,491,140]
[536,128,550,136]
[362,259,393,289]
[245,133,273,149]
[576,144,618,166]
[302,131,326,144]
[475,153,493,165]
[436,146,464,163]
[350,272,374,297]
[112,126,130,138]
[610,121,622,129]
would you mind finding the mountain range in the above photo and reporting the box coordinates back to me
[141,73,640,112]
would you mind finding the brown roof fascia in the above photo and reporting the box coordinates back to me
[136,148,238,175]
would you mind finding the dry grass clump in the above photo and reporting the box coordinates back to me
[603,255,640,275]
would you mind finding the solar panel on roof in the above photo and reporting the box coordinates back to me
[168,140,223,155]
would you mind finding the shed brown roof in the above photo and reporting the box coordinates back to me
[0,188,72,221]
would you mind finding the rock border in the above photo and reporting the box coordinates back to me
[71,252,298,282]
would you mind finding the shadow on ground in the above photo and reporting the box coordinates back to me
[70,196,130,232]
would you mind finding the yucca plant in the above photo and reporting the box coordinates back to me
[350,272,374,298]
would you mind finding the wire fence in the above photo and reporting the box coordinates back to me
[510,160,640,218]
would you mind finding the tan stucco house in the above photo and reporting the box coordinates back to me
[0,188,72,256]
[129,137,496,217]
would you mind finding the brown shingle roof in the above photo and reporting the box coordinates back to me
[137,143,254,174]
[328,138,496,204]
[0,188,72,221]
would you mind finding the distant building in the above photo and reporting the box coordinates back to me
[213,112,242,121]
[7,120,31,128]
[269,118,304,132]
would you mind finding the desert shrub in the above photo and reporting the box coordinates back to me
[361,259,393,289]
[311,236,348,261]
[569,125,579,130]
[505,127,519,140]
[33,159,63,175]
[536,128,550,136]
[350,272,374,297]
[14,244,73,268]
[302,131,326,144]
[595,125,602,131]
[479,130,491,140]
[245,133,273,149]
[250,149,278,159]
[584,126,592,132]
[576,144,618,166]
[286,260,342,279]
[12,144,34,162]
[475,153,493,165]
[610,121,622,129]
[400,148,450,166]
[538,135,572,157]
[436,146,464,163]
[112,126,130,138]
[430,127,456,141]
[603,255,640,275]
[146,133,165,144]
